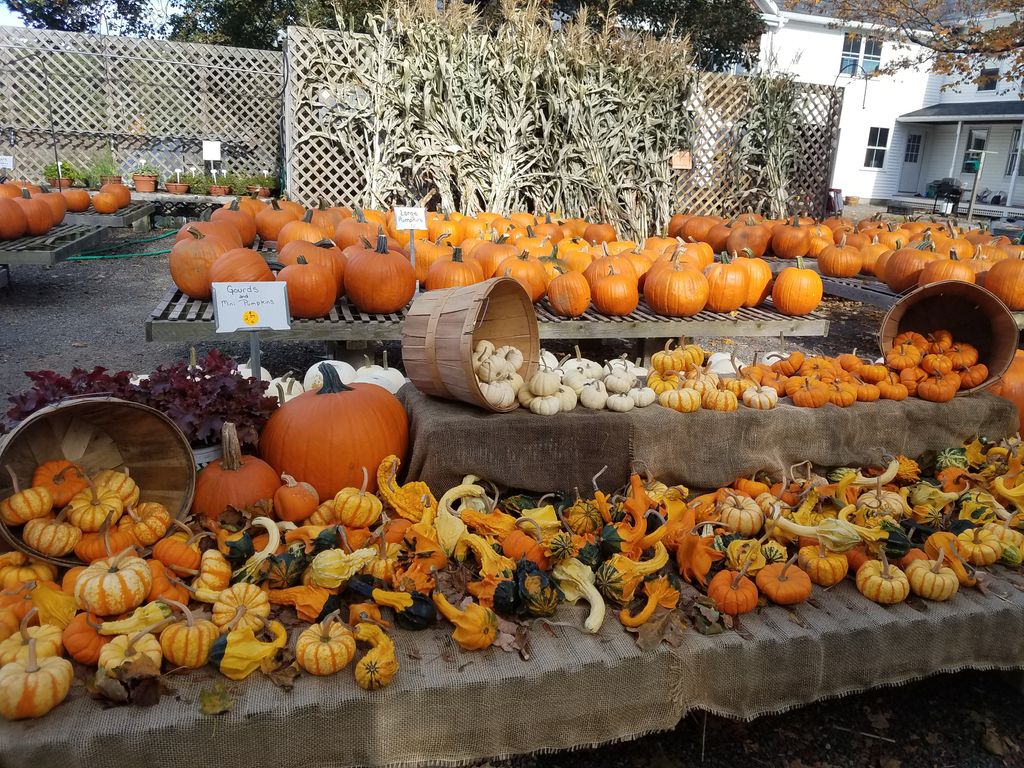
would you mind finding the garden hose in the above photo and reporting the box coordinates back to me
[67,229,177,261]
[68,249,172,261]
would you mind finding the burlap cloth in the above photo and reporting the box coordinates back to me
[3,572,1024,768]
[398,386,1018,494]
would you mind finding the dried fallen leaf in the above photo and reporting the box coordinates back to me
[866,709,891,731]
[982,726,1009,756]
[199,682,234,716]
[265,661,301,691]
[630,608,687,651]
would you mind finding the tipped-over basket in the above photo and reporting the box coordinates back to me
[402,277,540,412]
[879,280,1017,394]
[0,396,196,566]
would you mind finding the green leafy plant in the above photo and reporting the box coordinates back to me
[183,173,209,194]
[89,150,119,179]
[247,174,275,190]
[133,164,159,177]
[43,161,79,180]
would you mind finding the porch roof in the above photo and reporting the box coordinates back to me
[898,101,1024,124]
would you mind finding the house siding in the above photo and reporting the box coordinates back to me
[760,11,1024,209]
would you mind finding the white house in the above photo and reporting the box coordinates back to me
[754,0,1024,214]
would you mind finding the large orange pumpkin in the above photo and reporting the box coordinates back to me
[255,200,300,242]
[99,183,131,208]
[0,198,27,240]
[992,350,1024,434]
[345,233,416,313]
[772,256,823,316]
[704,253,749,312]
[279,239,345,294]
[91,192,120,214]
[277,256,337,318]
[644,261,708,317]
[260,364,409,499]
[334,210,379,251]
[546,268,591,317]
[175,220,242,248]
[771,215,810,259]
[169,228,234,300]
[211,200,257,247]
[985,257,1024,309]
[36,192,67,227]
[193,423,282,518]
[591,265,639,316]
[884,245,937,293]
[277,209,327,250]
[208,247,275,283]
[13,190,51,236]
[60,188,91,213]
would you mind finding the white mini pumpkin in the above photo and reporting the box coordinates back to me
[628,386,657,408]
[529,395,561,416]
[556,384,578,412]
[238,358,273,382]
[270,372,305,404]
[579,381,608,410]
[303,360,356,390]
[605,393,635,412]
[479,380,517,410]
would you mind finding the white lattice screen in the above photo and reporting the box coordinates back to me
[0,26,283,183]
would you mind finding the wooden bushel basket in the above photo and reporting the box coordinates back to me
[0,396,196,566]
[402,278,540,412]
[879,281,1017,394]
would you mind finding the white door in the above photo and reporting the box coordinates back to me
[898,132,924,193]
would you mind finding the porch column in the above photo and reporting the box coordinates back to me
[1007,120,1024,208]
[948,120,963,177]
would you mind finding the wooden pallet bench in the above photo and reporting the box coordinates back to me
[64,202,155,231]
[145,287,830,343]
[0,223,108,267]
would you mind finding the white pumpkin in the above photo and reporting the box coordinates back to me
[472,340,496,368]
[540,349,561,372]
[529,368,561,397]
[560,345,603,379]
[562,370,592,395]
[354,351,406,391]
[628,386,657,408]
[477,357,513,383]
[508,372,525,394]
[579,381,608,410]
[518,384,536,407]
[495,345,525,372]
[707,352,744,377]
[238,358,272,382]
[606,393,635,412]
[303,360,356,390]
[529,395,561,416]
[556,384,578,412]
[604,355,647,379]
[129,374,150,386]
[604,369,636,394]
[270,372,305,404]
[479,380,516,410]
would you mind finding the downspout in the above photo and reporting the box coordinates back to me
[948,120,963,178]
[1007,120,1023,208]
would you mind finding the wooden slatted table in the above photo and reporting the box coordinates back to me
[64,202,155,231]
[145,287,830,342]
[0,223,108,266]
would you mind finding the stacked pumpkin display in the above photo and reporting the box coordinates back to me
[648,342,778,413]
[0,180,134,241]
[675,211,1024,311]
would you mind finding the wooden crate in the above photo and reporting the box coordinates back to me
[0,224,108,266]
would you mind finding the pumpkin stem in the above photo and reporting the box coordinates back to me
[319,608,342,640]
[24,637,39,675]
[778,552,799,581]
[515,516,544,542]
[125,618,172,652]
[100,511,115,559]
[224,604,248,633]
[337,525,353,554]
[159,597,195,627]
[4,465,21,494]
[591,465,608,492]
[186,530,214,548]
[932,548,946,573]
[317,362,353,395]
[731,554,755,588]
[18,607,38,642]
[879,549,892,580]
[219,423,245,472]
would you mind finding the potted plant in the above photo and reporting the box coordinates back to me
[184,173,210,196]
[90,151,122,187]
[43,161,76,189]
[226,173,248,196]
[208,173,231,196]
[246,173,274,198]
[131,164,159,193]
[165,169,189,195]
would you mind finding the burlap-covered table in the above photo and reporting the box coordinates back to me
[399,386,1018,493]
[3,572,1024,768]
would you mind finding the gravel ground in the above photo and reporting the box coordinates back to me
[1,224,1022,765]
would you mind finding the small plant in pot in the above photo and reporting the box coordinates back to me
[131,164,159,193]
[246,174,274,198]
[89,151,121,188]
[184,173,210,196]
[43,161,77,189]
[164,169,189,195]
[208,174,231,196]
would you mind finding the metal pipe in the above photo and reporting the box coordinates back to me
[948,121,962,178]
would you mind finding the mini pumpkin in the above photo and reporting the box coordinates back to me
[31,461,88,507]
[333,466,383,528]
[158,599,218,669]
[755,555,813,605]
[0,466,53,526]
[0,638,73,720]
[66,478,123,532]
[92,468,140,508]
[798,543,848,587]
[295,609,357,675]
[706,562,758,616]
[22,507,81,558]
[855,552,909,605]
[212,582,271,633]
[905,550,959,601]
[956,527,1002,566]
[74,548,152,617]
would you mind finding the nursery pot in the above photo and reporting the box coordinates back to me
[47,177,73,189]
[208,185,231,196]
[247,185,271,198]
[165,182,190,195]
[132,174,158,193]
[100,175,122,186]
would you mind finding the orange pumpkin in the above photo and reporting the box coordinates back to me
[193,423,282,519]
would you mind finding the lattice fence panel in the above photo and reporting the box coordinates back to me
[284,26,376,208]
[0,26,283,183]
[788,82,844,219]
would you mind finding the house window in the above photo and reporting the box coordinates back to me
[864,127,889,168]
[904,134,922,163]
[1007,129,1024,177]
[962,128,988,172]
[862,38,882,74]
[978,67,999,92]
[840,33,882,75]
[841,33,861,75]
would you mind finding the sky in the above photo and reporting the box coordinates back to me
[0,6,23,26]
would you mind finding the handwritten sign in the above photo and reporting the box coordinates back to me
[212,282,291,333]
[202,140,222,162]
[393,206,427,231]
[0,156,14,170]
[671,150,693,171]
